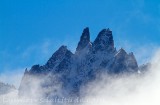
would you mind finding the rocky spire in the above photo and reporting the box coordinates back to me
[116,48,127,57]
[45,45,73,69]
[24,68,29,74]
[93,28,114,52]
[111,48,138,73]
[127,52,138,71]
[76,27,90,52]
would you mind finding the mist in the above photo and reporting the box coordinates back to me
[81,48,160,105]
[0,48,160,105]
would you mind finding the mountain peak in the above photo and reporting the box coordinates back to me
[19,27,139,98]
[76,27,90,52]
[93,28,114,52]
[58,45,68,51]
[119,48,127,54]
[107,28,111,31]
[45,45,72,69]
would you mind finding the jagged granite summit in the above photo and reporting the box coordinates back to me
[19,27,138,98]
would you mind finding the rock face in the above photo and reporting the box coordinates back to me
[76,27,90,52]
[93,28,114,52]
[19,27,138,98]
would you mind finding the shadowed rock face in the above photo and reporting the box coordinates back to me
[19,27,138,98]
[93,28,114,52]
[76,27,90,52]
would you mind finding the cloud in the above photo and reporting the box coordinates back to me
[0,68,25,88]
[80,48,160,105]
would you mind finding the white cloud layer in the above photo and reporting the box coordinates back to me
[0,48,160,105]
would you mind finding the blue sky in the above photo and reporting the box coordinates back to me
[0,0,160,73]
